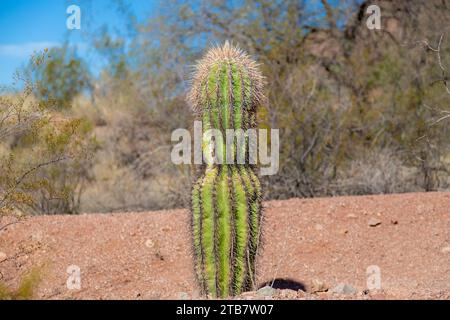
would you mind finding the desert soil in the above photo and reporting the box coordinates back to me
[1,192,450,300]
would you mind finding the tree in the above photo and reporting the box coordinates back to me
[33,44,91,110]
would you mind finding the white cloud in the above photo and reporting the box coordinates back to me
[0,42,60,57]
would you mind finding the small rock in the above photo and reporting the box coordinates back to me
[390,219,398,225]
[0,252,7,262]
[31,232,43,241]
[178,292,189,300]
[331,283,358,295]
[441,246,450,253]
[346,213,357,219]
[257,286,276,297]
[314,224,324,231]
[311,279,329,293]
[145,239,154,248]
[368,218,382,227]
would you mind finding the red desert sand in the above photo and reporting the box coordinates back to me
[1,192,450,299]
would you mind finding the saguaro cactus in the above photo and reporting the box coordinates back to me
[188,42,265,298]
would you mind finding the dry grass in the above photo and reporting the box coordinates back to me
[0,267,43,300]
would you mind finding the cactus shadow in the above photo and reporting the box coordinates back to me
[259,278,306,291]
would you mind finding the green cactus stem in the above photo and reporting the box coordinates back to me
[188,42,265,298]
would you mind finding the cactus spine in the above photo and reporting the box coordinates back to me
[188,42,264,298]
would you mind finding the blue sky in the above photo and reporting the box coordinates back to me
[0,0,353,85]
[0,0,157,85]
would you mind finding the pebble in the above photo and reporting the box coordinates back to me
[314,224,324,231]
[145,239,154,248]
[311,279,329,293]
[441,246,450,253]
[0,251,7,262]
[330,283,358,295]
[368,218,382,227]
[257,285,276,297]
[178,292,189,300]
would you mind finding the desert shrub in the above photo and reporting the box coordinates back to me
[64,0,448,212]
[80,152,190,212]
[3,1,447,215]
[334,149,420,195]
[74,69,191,212]
[0,52,96,217]
[68,0,449,213]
